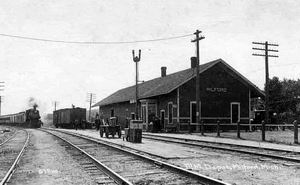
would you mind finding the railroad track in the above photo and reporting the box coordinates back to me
[41,128,230,185]
[0,130,29,185]
[0,130,18,147]
[42,129,131,185]
[142,134,300,163]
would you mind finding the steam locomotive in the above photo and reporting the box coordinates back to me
[0,107,42,128]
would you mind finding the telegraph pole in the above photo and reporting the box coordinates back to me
[132,49,141,120]
[0,96,2,116]
[86,93,96,122]
[192,30,205,134]
[89,93,92,121]
[0,82,5,116]
[53,101,59,111]
[252,41,279,141]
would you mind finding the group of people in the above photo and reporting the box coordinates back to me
[93,113,163,132]
[73,119,88,130]
[148,113,161,132]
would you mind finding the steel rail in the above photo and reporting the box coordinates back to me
[42,128,230,185]
[0,130,30,185]
[40,129,133,185]
[142,134,300,163]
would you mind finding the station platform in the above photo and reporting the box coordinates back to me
[55,128,202,159]
[55,128,300,153]
[143,132,300,153]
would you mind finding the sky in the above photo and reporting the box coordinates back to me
[0,0,299,117]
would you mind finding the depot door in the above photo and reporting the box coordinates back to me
[190,102,196,124]
[141,105,147,123]
[231,103,240,123]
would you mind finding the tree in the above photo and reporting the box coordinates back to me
[268,77,283,113]
[267,77,300,114]
[281,78,300,113]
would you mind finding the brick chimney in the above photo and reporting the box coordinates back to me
[161,66,167,77]
[191,57,197,68]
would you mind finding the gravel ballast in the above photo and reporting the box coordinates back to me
[8,129,98,185]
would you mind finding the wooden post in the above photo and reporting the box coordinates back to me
[132,50,141,120]
[294,120,298,144]
[237,121,240,138]
[0,96,2,116]
[89,93,92,122]
[191,30,205,134]
[217,120,220,137]
[261,120,265,141]
[263,41,269,142]
[201,120,204,134]
[252,41,279,141]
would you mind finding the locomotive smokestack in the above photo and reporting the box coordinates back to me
[28,97,38,109]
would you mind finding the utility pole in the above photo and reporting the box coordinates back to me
[53,101,59,111]
[132,49,141,120]
[86,93,96,122]
[0,96,2,116]
[0,82,5,116]
[192,30,205,134]
[252,41,278,141]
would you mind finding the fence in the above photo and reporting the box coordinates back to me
[189,120,299,144]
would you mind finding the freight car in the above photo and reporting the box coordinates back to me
[53,107,92,129]
[0,106,42,128]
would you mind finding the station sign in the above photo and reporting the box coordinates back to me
[206,87,227,93]
[130,99,136,104]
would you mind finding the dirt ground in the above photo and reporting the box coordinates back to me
[0,125,17,144]
[201,129,300,145]
[9,129,98,185]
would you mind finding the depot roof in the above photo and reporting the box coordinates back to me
[93,59,264,107]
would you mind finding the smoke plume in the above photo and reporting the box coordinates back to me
[28,97,38,108]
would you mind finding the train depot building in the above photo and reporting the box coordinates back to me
[93,58,264,132]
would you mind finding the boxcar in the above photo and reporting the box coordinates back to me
[53,107,89,129]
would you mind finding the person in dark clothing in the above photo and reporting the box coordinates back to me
[81,120,86,129]
[153,116,161,132]
[74,119,79,130]
[95,113,100,130]
[148,114,161,132]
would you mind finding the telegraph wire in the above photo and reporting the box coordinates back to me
[247,62,300,76]
[0,33,193,45]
